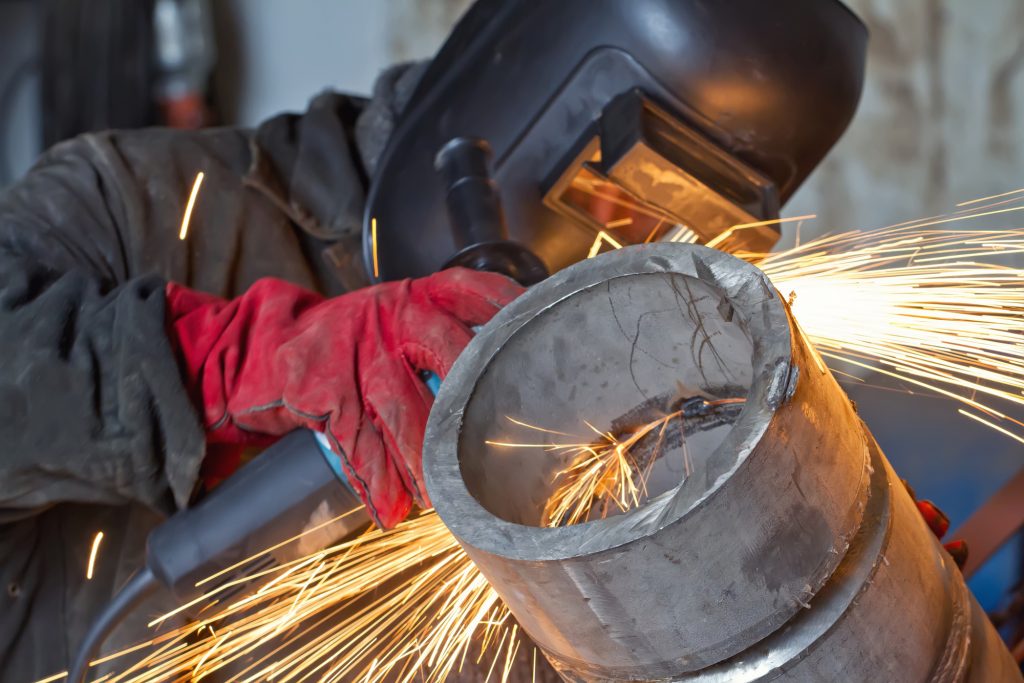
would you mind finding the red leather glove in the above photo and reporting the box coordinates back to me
[904,479,968,569]
[166,268,524,528]
[916,499,969,568]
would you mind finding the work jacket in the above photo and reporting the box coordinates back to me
[0,85,372,680]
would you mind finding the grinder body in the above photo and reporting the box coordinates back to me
[67,431,369,683]
[145,430,368,605]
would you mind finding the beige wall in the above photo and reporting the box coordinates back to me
[213,0,472,126]
[383,0,473,64]
[785,0,1024,243]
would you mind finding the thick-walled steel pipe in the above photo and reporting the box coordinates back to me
[424,244,1020,682]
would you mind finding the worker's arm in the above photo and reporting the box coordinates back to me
[0,128,522,527]
[0,136,206,514]
[164,269,522,528]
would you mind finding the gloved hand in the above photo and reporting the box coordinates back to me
[903,479,968,569]
[166,268,524,528]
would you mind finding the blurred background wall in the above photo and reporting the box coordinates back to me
[0,0,474,185]
[1,0,1022,608]
[6,0,1024,227]
[0,0,42,187]
[209,0,471,127]
[785,0,1024,240]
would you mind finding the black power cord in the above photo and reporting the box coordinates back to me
[67,567,159,683]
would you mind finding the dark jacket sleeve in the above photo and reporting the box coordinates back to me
[0,86,389,517]
[0,136,206,515]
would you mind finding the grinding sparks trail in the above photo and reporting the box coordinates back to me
[704,214,816,250]
[488,411,694,527]
[55,196,1024,682]
[760,225,1024,439]
[68,513,507,683]
[371,216,380,279]
[179,171,205,240]
[586,230,623,258]
[86,532,104,580]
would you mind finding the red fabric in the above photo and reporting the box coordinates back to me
[916,499,968,568]
[943,539,969,569]
[916,499,950,539]
[199,443,245,490]
[166,268,524,528]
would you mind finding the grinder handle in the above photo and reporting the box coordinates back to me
[435,136,548,285]
[145,429,369,601]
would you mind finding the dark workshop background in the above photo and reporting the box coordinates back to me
[1,0,1022,609]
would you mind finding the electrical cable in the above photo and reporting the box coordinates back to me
[67,567,159,683]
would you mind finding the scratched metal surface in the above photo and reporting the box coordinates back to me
[424,244,1022,681]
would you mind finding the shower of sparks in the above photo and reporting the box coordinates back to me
[178,171,205,240]
[65,513,509,683]
[86,532,104,580]
[704,214,816,250]
[958,409,1024,447]
[58,190,1024,683]
[665,225,701,244]
[57,414,675,683]
[956,186,1024,207]
[487,413,681,526]
[759,225,1024,439]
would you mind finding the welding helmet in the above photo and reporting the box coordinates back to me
[364,0,867,284]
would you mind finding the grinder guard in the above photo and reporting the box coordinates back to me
[364,0,867,281]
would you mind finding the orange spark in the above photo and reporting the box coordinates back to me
[704,213,817,249]
[178,172,205,240]
[86,531,104,580]
[586,230,624,258]
[955,186,1024,207]
[371,217,380,279]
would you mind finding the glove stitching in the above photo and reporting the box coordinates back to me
[386,346,436,505]
[227,400,331,436]
[403,341,450,382]
[209,412,230,432]
[360,389,426,508]
[382,417,427,507]
[425,282,502,322]
[324,429,385,529]
[233,399,330,422]
[222,400,389,528]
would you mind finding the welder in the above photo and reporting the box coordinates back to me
[0,49,534,682]
[0,0,967,681]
